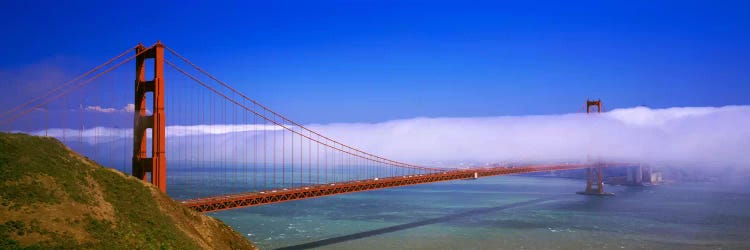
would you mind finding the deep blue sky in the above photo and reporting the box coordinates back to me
[2,0,749,123]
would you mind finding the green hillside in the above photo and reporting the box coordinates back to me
[0,133,255,249]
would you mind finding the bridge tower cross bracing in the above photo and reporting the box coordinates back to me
[132,42,167,192]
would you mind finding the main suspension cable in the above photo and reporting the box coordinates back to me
[164,46,443,171]
[1,45,155,127]
[164,59,439,172]
[0,46,137,120]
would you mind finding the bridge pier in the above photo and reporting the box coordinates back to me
[577,164,614,196]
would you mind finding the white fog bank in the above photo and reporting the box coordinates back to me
[29,105,750,169]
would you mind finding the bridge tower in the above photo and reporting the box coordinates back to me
[579,163,607,195]
[577,99,613,196]
[586,99,602,113]
[132,42,167,192]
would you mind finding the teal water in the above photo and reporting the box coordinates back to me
[206,176,750,249]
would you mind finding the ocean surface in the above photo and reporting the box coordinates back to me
[188,175,750,250]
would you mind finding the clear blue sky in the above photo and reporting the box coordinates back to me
[2,0,748,123]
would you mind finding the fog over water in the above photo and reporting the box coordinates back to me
[31,105,750,170]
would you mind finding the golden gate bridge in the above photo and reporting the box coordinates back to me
[0,42,639,212]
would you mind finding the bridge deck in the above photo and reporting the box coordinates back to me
[182,164,590,212]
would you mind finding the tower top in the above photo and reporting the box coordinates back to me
[586,99,602,113]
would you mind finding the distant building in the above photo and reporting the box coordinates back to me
[626,165,662,185]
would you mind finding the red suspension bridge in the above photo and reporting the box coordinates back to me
[1,42,635,212]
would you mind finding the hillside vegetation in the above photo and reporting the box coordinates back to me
[0,133,255,249]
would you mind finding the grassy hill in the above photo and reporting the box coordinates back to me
[0,133,255,249]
